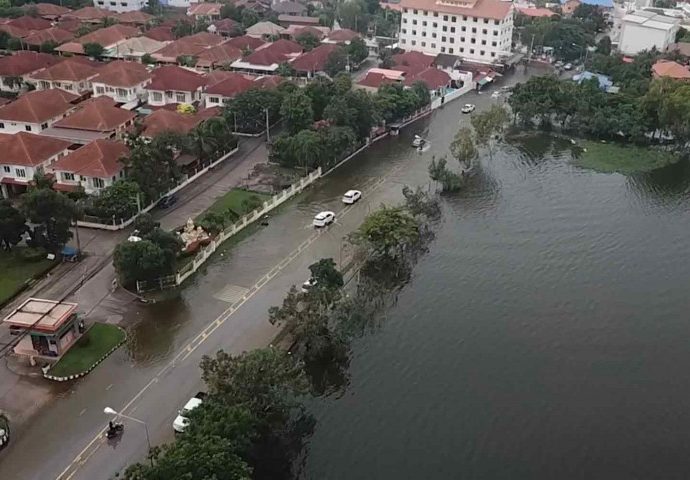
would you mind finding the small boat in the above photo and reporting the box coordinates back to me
[412,135,425,148]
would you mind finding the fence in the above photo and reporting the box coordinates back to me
[431,83,475,110]
[136,167,323,294]
[77,147,239,231]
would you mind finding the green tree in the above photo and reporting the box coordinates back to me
[296,31,320,51]
[140,53,155,65]
[304,76,334,119]
[308,258,343,293]
[410,80,431,108]
[224,88,285,133]
[132,212,158,235]
[449,127,477,170]
[292,129,323,171]
[353,206,420,258]
[0,199,27,250]
[596,35,611,56]
[471,104,509,158]
[83,42,104,59]
[346,36,368,64]
[378,48,393,68]
[0,30,9,49]
[428,155,462,192]
[7,37,21,51]
[220,3,241,21]
[113,240,171,286]
[187,116,236,163]
[280,90,314,134]
[172,19,193,38]
[39,40,56,53]
[176,54,197,67]
[124,134,182,203]
[276,61,295,77]
[91,180,141,220]
[333,71,352,95]
[339,0,367,33]
[324,46,348,77]
[241,9,259,28]
[22,188,77,251]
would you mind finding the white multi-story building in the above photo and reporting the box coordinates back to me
[92,0,147,13]
[619,10,679,55]
[398,0,514,64]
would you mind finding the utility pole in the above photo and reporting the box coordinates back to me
[233,111,237,133]
[265,108,270,143]
[528,34,535,61]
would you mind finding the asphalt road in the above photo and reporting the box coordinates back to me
[0,68,538,480]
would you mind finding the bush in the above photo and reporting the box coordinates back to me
[19,247,47,263]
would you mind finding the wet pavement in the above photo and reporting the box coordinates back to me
[0,65,542,480]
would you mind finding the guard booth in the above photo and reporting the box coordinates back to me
[3,298,82,361]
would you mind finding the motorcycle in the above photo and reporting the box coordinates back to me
[105,422,124,439]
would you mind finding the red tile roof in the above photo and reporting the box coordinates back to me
[141,108,202,137]
[0,51,61,77]
[244,39,302,66]
[515,6,557,17]
[0,132,71,167]
[205,71,255,97]
[357,71,398,89]
[253,74,283,89]
[55,18,81,33]
[392,51,436,75]
[404,66,450,89]
[152,31,224,61]
[0,24,29,38]
[290,43,339,73]
[326,28,359,43]
[143,25,175,42]
[32,3,72,18]
[0,89,78,123]
[187,2,222,16]
[291,25,326,40]
[91,60,151,87]
[196,42,242,67]
[51,139,128,177]
[115,10,154,24]
[652,59,690,80]
[23,27,75,47]
[225,34,266,50]
[8,15,52,31]
[75,24,140,47]
[146,65,206,92]
[63,6,111,22]
[30,58,100,82]
[399,0,512,21]
[210,18,241,35]
[54,97,136,131]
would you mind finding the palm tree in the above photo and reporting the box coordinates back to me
[292,130,324,173]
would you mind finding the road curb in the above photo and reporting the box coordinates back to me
[43,326,127,382]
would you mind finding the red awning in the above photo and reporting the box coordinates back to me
[53,183,81,192]
[0,177,28,186]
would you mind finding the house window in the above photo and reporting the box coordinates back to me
[165,91,173,99]
[25,125,31,132]
[41,123,47,129]
[92,178,105,189]
[64,84,73,91]
[117,88,127,97]
[15,168,26,178]
[209,96,219,104]
[152,92,163,102]
[40,81,49,89]
[0,123,4,129]
[63,172,75,181]
[96,86,105,94]
[2,166,9,173]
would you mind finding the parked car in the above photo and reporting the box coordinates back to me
[342,189,362,204]
[554,60,564,68]
[158,193,177,209]
[313,211,335,227]
[301,278,317,293]
[564,63,573,71]
[491,91,501,99]
[173,392,206,433]
[461,104,475,114]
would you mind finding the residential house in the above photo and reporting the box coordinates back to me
[208,18,242,36]
[145,65,207,106]
[619,11,680,55]
[30,3,72,20]
[151,32,224,63]
[285,24,329,40]
[652,59,690,80]
[42,96,136,144]
[230,39,302,73]
[403,66,450,97]
[398,0,514,64]
[187,2,223,21]
[0,132,71,198]
[246,21,286,39]
[50,139,129,194]
[277,14,319,27]
[55,24,140,56]
[55,18,82,34]
[29,58,100,94]
[253,74,283,89]
[433,52,472,86]
[91,60,152,103]
[0,24,30,39]
[140,107,209,137]
[23,27,75,49]
[392,50,435,75]
[203,71,256,107]
[143,25,175,42]
[92,0,147,14]
[105,36,169,61]
[236,0,270,14]
[115,11,154,26]
[515,6,558,18]
[356,68,405,91]
[290,43,339,77]
[271,1,306,16]
[0,89,79,134]
[195,43,243,69]
[7,15,52,31]
[0,51,61,92]
[62,6,111,24]
[323,28,360,45]
[225,34,266,50]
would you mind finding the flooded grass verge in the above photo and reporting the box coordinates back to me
[575,141,679,174]
[48,323,125,378]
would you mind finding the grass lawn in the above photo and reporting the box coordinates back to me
[0,249,56,307]
[201,188,271,219]
[49,323,125,378]
[575,141,679,174]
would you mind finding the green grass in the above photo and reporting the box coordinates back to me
[200,188,271,220]
[575,141,679,174]
[0,249,57,307]
[49,323,125,377]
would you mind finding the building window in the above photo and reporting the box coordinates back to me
[482,29,487,34]
[460,37,465,42]
[421,41,426,47]
[0,123,4,129]
[93,177,105,189]
[402,28,407,34]
[432,32,436,38]
[41,123,47,129]
[470,48,474,54]
[459,47,464,53]
[471,38,475,44]
[480,50,485,56]
[494,20,499,25]
[413,9,417,14]
[442,26,447,32]
[450,27,455,33]
[433,22,437,27]
[492,41,497,47]
[403,18,407,23]
[412,19,417,25]
[422,31,426,37]
[63,172,75,181]
[15,168,26,178]
[422,21,427,26]
[472,27,476,33]
[403,8,408,13]
[441,47,446,52]
[25,125,31,132]
[110,1,115,5]
[431,43,436,48]
[96,86,105,94]
[412,30,416,35]
[441,36,446,42]
[491,52,496,57]
[434,12,438,16]
[121,1,127,5]
[448,48,453,54]
[411,40,416,45]
[463,16,468,21]
[176,93,185,103]
[484,18,489,23]
[209,97,219,103]
[401,39,406,44]
[493,30,498,36]
[461,26,466,32]
[450,37,454,43]
[481,40,486,45]
[451,16,456,22]
[2,166,9,173]
[443,15,448,20]
[165,91,173,99]
[117,88,127,97]
[473,17,478,22]
[152,92,163,102]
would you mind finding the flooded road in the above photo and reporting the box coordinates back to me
[0,66,534,479]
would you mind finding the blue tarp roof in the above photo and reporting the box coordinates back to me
[572,71,613,90]
[565,0,613,6]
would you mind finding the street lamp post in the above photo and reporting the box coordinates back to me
[103,407,153,466]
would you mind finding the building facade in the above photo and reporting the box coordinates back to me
[92,0,147,13]
[398,0,514,64]
[619,11,679,55]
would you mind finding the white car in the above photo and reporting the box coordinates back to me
[301,278,317,292]
[313,211,335,227]
[564,63,573,70]
[461,104,475,114]
[342,190,362,204]
[173,392,205,433]
[491,91,501,99]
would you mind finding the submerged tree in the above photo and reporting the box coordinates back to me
[450,127,478,171]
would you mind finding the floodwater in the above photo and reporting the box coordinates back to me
[300,132,690,479]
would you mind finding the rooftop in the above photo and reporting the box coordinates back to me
[143,25,175,42]
[3,298,78,333]
[196,42,243,68]
[246,21,286,37]
[187,2,223,16]
[111,36,169,57]
[51,139,128,177]
[141,108,205,137]
[23,27,74,47]
[63,6,110,22]
[225,34,266,50]
[392,50,436,75]
[0,89,78,123]
[290,43,339,72]
[242,38,302,66]
[73,24,140,48]
[652,59,690,79]
[398,0,513,21]
[0,51,61,77]
[210,18,241,34]
[404,66,451,89]
[286,24,329,39]
[0,132,71,167]
[623,10,680,30]
[8,15,51,31]
[205,71,256,96]
[115,10,154,24]
[30,58,100,82]
[91,60,151,87]
[515,6,557,17]
[324,28,360,43]
[277,14,317,24]
[31,3,72,18]
[271,1,306,14]
[53,96,136,131]
[146,65,207,92]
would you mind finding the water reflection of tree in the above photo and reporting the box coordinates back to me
[627,157,690,205]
